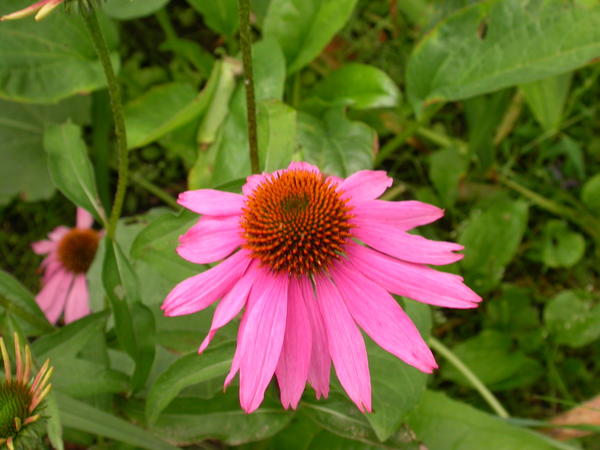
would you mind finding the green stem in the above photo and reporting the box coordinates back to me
[429,337,510,419]
[83,10,129,239]
[237,0,259,174]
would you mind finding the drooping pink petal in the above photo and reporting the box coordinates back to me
[36,269,73,324]
[198,264,258,353]
[347,244,481,309]
[339,170,392,204]
[315,275,371,412]
[178,190,244,216]
[76,208,94,229]
[49,226,69,242]
[63,274,90,324]
[224,307,248,388]
[161,250,250,316]
[354,222,464,265]
[301,279,330,399]
[32,240,56,255]
[238,272,289,413]
[332,263,437,373]
[177,216,243,264]
[275,278,312,409]
[352,199,444,231]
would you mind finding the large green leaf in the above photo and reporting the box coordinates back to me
[258,99,296,172]
[0,96,89,205]
[406,0,600,115]
[52,357,129,397]
[146,343,234,423]
[186,0,239,38]
[56,392,178,450]
[406,391,556,449]
[0,1,119,102]
[44,122,106,222]
[103,0,171,20]
[297,108,375,177]
[263,0,359,73]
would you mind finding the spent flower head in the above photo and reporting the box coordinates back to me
[162,162,482,413]
[0,334,53,450]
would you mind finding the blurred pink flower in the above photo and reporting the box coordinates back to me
[32,208,99,324]
[162,162,481,413]
[0,0,63,21]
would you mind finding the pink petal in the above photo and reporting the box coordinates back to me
[332,263,437,373]
[178,190,244,216]
[49,226,70,242]
[347,244,482,309]
[288,161,319,173]
[76,208,94,229]
[275,278,312,409]
[242,174,268,196]
[161,250,250,316]
[238,272,289,413]
[315,275,371,413]
[198,264,258,353]
[36,270,73,324]
[354,223,464,265]
[301,279,330,399]
[339,171,392,204]
[0,0,50,20]
[32,240,56,255]
[63,274,90,324]
[177,216,243,264]
[352,199,444,231]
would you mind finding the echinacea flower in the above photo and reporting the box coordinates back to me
[0,333,53,450]
[162,162,481,413]
[32,208,100,324]
[0,0,64,21]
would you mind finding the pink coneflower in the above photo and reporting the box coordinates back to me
[32,208,99,324]
[162,162,481,413]
[0,0,64,21]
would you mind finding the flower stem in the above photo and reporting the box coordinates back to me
[83,10,128,239]
[428,337,510,419]
[238,0,259,174]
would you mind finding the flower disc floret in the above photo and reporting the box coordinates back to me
[241,169,353,275]
[57,228,99,274]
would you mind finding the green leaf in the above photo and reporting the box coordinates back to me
[52,357,129,397]
[521,73,572,132]
[0,96,89,205]
[146,343,234,424]
[45,393,64,450]
[441,330,543,391]
[0,3,119,102]
[44,122,106,223]
[297,108,375,177]
[130,301,156,392]
[258,99,296,172]
[0,270,53,333]
[459,198,529,293]
[405,391,555,449]
[406,0,600,115]
[125,82,214,149]
[186,0,239,37]
[428,147,468,208]
[540,220,585,268]
[581,173,600,214]
[56,392,178,450]
[103,0,171,20]
[544,290,600,348]
[263,0,359,73]
[308,63,400,110]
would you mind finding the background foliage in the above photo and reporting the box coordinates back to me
[1,0,599,448]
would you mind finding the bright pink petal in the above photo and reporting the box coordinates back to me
[339,171,392,203]
[178,190,244,216]
[198,264,258,353]
[32,240,56,255]
[275,278,312,409]
[36,270,72,324]
[288,161,319,173]
[301,279,330,399]
[315,275,371,412]
[162,250,250,316]
[238,272,289,413]
[63,274,90,324]
[347,244,481,309]
[354,223,463,265]
[352,200,444,231]
[332,263,437,373]
[177,216,243,264]
[76,208,94,229]
[49,226,69,242]
[242,174,267,196]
